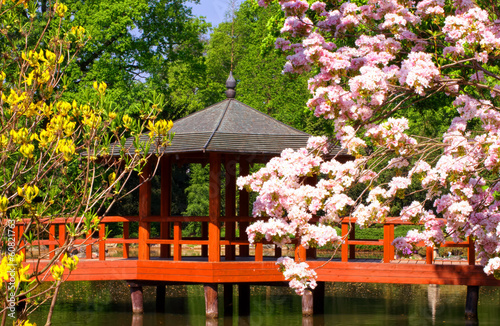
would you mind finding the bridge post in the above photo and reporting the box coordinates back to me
[302,281,325,316]
[127,281,144,314]
[465,285,479,320]
[238,283,250,316]
[302,288,313,316]
[204,283,218,319]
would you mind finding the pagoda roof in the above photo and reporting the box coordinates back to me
[116,98,347,158]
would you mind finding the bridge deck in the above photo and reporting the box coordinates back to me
[18,216,500,288]
[27,257,500,287]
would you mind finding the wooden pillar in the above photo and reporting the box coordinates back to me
[19,225,26,259]
[160,156,172,258]
[225,157,236,261]
[302,288,313,316]
[383,224,395,263]
[204,283,218,319]
[123,222,129,258]
[156,285,166,312]
[49,225,55,259]
[173,222,182,261]
[426,246,434,264]
[239,161,250,257]
[57,224,64,261]
[138,161,151,260]
[99,223,106,261]
[86,230,92,259]
[238,283,250,316]
[468,236,475,265]
[224,283,233,316]
[128,281,144,314]
[295,244,307,262]
[255,243,263,261]
[208,153,221,262]
[465,285,479,320]
[341,223,349,262]
[313,282,325,314]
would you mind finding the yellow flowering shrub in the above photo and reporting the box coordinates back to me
[0,1,173,324]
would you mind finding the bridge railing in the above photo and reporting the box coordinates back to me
[340,218,475,265]
[14,216,279,262]
[15,216,475,265]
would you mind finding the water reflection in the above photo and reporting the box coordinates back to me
[131,314,143,326]
[28,282,500,326]
[427,284,440,324]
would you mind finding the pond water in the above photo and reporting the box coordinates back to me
[28,282,500,326]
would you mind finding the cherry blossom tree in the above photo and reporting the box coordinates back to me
[238,0,500,295]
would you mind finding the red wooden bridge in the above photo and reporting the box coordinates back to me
[18,215,498,287]
[17,206,500,319]
[16,83,500,319]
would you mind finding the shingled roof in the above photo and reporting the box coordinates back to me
[115,73,348,158]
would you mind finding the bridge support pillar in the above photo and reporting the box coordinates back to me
[302,282,325,316]
[465,285,479,320]
[204,283,218,319]
[238,283,250,316]
[127,282,144,314]
[156,285,165,312]
[302,288,313,316]
[224,284,233,316]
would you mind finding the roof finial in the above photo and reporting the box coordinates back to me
[225,71,236,98]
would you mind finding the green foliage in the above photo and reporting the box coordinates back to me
[55,0,210,116]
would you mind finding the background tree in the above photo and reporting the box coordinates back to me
[47,0,210,118]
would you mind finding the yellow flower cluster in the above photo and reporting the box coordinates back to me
[147,119,173,139]
[20,321,36,326]
[93,81,107,95]
[0,253,30,290]
[69,26,85,39]
[55,3,68,18]
[50,265,64,281]
[56,139,76,161]
[50,253,79,281]
[17,185,39,204]
[122,114,134,129]
[0,196,8,213]
[22,50,63,86]
[10,128,37,159]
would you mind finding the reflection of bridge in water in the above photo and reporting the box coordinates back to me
[17,79,500,321]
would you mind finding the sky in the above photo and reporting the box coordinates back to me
[189,0,244,29]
